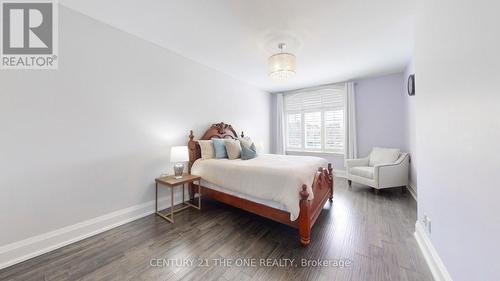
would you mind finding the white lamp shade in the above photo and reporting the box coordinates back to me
[170,146,189,162]
[268,52,296,81]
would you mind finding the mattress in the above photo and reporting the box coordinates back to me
[191,154,328,220]
[200,179,288,211]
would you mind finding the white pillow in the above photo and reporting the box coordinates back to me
[224,139,241,160]
[369,147,400,166]
[239,138,253,149]
[198,140,215,160]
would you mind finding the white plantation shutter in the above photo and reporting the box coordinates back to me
[285,88,344,111]
[304,112,321,149]
[284,86,345,153]
[286,113,302,148]
[284,94,302,111]
[324,110,344,151]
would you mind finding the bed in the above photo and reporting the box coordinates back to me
[187,122,334,246]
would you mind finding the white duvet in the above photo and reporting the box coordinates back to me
[191,154,328,220]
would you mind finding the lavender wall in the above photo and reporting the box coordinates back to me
[403,59,417,191]
[272,73,408,173]
[416,1,500,280]
[355,73,408,157]
[0,7,271,266]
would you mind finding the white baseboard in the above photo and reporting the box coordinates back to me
[0,192,188,270]
[407,182,417,200]
[333,169,346,178]
[414,221,453,281]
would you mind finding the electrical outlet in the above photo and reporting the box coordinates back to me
[423,215,432,234]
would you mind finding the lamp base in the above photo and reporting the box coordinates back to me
[174,163,184,179]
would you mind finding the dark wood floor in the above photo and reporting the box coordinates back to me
[0,179,433,281]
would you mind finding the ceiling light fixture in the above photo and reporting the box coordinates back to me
[268,43,296,81]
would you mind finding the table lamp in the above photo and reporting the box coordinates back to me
[170,146,189,179]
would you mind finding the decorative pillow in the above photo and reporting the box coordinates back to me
[198,140,214,160]
[241,143,257,160]
[239,138,253,149]
[224,139,242,160]
[212,138,228,159]
[369,147,401,166]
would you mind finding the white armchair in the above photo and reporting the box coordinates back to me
[345,147,409,193]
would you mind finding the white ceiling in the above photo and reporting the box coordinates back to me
[60,0,415,92]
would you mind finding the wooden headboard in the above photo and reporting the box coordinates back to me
[188,122,244,173]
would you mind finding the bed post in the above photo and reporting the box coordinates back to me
[298,184,311,246]
[188,130,196,174]
[328,163,334,202]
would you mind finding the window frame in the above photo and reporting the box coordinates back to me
[284,86,346,155]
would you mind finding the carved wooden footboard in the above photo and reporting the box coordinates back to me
[187,122,334,246]
[298,164,334,246]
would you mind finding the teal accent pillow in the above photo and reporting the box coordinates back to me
[212,138,228,159]
[241,143,257,160]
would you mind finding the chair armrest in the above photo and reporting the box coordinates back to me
[345,157,369,171]
[374,153,409,187]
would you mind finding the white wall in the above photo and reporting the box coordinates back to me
[0,7,270,265]
[416,1,500,280]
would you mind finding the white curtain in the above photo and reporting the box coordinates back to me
[275,93,286,154]
[345,82,357,159]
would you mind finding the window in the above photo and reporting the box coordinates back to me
[304,112,321,149]
[286,113,302,148]
[284,86,345,154]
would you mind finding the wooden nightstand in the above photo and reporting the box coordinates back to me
[154,174,201,223]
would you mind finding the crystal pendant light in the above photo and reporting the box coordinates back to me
[268,43,296,81]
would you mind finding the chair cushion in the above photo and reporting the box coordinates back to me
[350,166,374,179]
[369,147,400,166]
